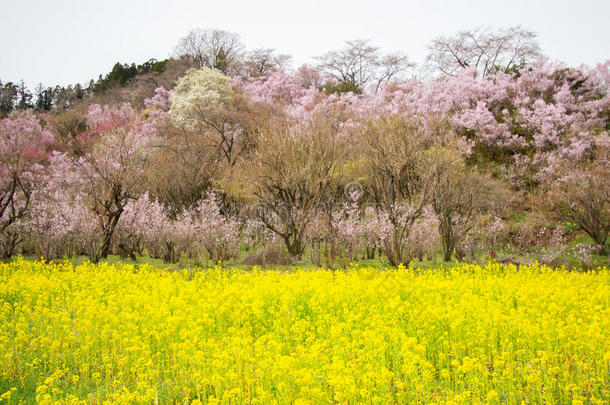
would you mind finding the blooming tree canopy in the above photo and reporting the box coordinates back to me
[0,112,53,257]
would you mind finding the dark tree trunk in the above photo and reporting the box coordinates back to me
[285,235,304,259]
[100,209,123,259]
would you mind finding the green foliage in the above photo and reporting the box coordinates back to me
[321,81,362,95]
[93,58,169,93]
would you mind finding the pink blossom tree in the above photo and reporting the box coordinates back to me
[25,152,88,259]
[113,193,159,260]
[0,112,53,257]
[179,192,240,261]
[73,103,150,261]
[375,60,609,190]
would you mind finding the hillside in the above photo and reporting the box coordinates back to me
[0,27,608,268]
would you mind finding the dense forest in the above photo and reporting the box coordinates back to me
[1,26,608,267]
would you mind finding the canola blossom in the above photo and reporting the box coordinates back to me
[1,259,609,404]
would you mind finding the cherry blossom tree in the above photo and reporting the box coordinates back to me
[112,193,159,260]
[375,60,609,190]
[295,64,324,88]
[25,152,86,259]
[406,206,440,261]
[0,112,53,257]
[73,103,150,261]
[178,192,240,261]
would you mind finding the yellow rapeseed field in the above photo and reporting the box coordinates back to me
[0,258,609,404]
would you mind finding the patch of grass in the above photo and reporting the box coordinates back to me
[0,377,38,403]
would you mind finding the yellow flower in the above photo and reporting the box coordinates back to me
[0,257,607,403]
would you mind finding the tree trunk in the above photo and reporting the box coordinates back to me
[0,231,20,260]
[163,241,177,263]
[443,249,452,262]
[100,210,123,259]
[440,220,456,262]
[442,234,456,262]
[285,234,304,260]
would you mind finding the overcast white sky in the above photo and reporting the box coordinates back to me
[1,0,609,89]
